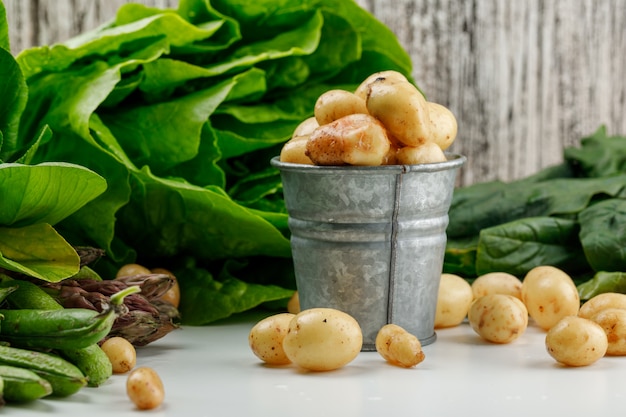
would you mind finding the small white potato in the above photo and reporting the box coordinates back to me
[248,313,295,365]
[375,324,425,368]
[589,308,626,356]
[354,70,409,100]
[578,292,626,319]
[282,308,362,371]
[434,273,473,328]
[395,142,447,165]
[545,316,608,366]
[365,77,431,147]
[305,113,391,166]
[292,116,319,137]
[287,291,300,314]
[521,265,580,330]
[126,367,165,410]
[472,272,523,301]
[314,89,368,125]
[116,263,151,278]
[427,102,458,150]
[468,294,529,344]
[101,337,137,374]
[280,135,314,164]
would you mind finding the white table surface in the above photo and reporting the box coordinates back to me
[8,310,626,417]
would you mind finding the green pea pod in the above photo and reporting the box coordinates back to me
[60,344,112,387]
[0,279,63,310]
[0,278,114,386]
[0,345,87,397]
[0,286,140,350]
[0,365,52,403]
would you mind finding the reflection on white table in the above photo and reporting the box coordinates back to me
[8,311,626,416]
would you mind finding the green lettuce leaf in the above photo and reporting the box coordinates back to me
[0,162,106,227]
[0,223,80,281]
[0,47,28,161]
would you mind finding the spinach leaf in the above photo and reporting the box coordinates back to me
[475,216,589,277]
[578,271,626,300]
[565,126,626,178]
[579,198,626,272]
[448,175,626,239]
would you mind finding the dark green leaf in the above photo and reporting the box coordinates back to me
[475,216,589,277]
[578,271,626,300]
[579,198,626,272]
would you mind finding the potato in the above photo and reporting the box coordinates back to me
[545,316,607,366]
[375,324,425,368]
[314,89,368,125]
[434,273,473,328]
[287,291,300,314]
[589,308,626,356]
[292,116,320,137]
[101,337,137,374]
[521,265,580,330]
[395,142,447,165]
[578,292,626,319]
[468,294,529,343]
[151,267,181,308]
[116,263,150,278]
[282,308,362,371]
[365,77,431,147]
[126,367,165,410]
[305,113,391,166]
[471,272,523,300]
[427,102,458,150]
[280,135,314,164]
[248,313,295,365]
[354,70,409,100]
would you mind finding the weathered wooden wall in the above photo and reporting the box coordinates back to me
[4,0,626,186]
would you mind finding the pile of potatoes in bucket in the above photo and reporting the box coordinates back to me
[280,71,458,166]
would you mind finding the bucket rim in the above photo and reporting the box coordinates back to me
[270,153,466,174]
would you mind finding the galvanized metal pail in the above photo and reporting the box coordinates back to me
[271,154,466,351]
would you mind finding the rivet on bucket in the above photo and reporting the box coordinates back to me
[272,154,466,351]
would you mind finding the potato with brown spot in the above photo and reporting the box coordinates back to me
[545,316,607,366]
[589,308,626,356]
[248,313,295,365]
[305,113,391,166]
[468,294,529,343]
[354,70,409,100]
[579,292,626,319]
[521,265,580,330]
[365,77,431,148]
[282,308,362,371]
[375,324,425,368]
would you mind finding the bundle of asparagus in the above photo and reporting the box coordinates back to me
[44,274,180,346]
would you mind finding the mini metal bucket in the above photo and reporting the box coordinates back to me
[271,154,466,351]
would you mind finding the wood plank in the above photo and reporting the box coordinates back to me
[4,0,626,186]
